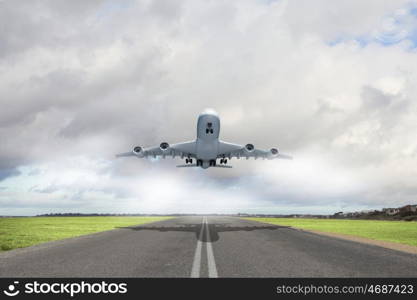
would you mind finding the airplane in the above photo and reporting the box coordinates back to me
[116,108,292,169]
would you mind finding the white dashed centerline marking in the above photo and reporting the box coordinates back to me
[205,217,218,278]
[190,217,205,278]
[190,217,218,278]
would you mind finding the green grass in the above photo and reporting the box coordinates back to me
[244,218,417,246]
[0,216,172,251]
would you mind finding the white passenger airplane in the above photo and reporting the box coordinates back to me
[116,109,292,169]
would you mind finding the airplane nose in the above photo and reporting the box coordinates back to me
[201,108,218,116]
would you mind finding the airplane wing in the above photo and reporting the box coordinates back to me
[217,141,292,160]
[116,141,197,159]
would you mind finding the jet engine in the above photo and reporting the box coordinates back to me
[160,142,170,151]
[133,146,144,157]
[245,143,255,152]
[133,146,142,154]
[270,148,279,155]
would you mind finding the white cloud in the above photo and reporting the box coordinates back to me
[1,0,417,215]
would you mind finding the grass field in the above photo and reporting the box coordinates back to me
[245,218,417,246]
[0,216,172,251]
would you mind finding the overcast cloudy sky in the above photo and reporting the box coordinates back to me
[1,0,417,215]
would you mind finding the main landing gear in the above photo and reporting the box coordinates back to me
[187,159,227,167]
[219,158,228,165]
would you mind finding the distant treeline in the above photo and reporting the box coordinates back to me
[331,204,417,221]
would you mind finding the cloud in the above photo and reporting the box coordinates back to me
[1,0,417,215]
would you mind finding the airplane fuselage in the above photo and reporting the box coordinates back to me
[195,109,221,169]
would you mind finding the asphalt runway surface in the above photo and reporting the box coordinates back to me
[1,216,416,277]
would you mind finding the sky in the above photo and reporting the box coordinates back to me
[1,0,417,215]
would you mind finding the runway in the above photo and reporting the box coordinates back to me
[1,216,416,277]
